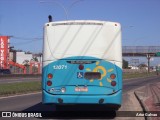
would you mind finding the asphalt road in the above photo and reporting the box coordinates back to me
[123,76,160,91]
[0,76,159,119]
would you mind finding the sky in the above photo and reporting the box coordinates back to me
[0,0,160,65]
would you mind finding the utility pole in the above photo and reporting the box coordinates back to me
[146,54,151,73]
[39,53,42,73]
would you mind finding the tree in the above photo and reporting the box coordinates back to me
[31,56,39,62]
[22,60,30,66]
[123,59,128,69]
[138,63,147,69]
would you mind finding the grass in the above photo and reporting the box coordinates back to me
[0,72,157,97]
[0,81,41,97]
[123,72,157,79]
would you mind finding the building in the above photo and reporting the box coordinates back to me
[0,36,41,74]
[16,51,33,65]
[128,65,139,70]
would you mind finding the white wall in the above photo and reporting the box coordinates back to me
[16,52,32,64]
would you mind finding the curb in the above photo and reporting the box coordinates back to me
[134,91,147,120]
[0,92,41,100]
[134,82,160,120]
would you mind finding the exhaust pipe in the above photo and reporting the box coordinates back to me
[48,15,52,22]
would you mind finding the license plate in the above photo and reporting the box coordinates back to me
[75,87,88,92]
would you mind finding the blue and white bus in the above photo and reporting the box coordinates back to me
[42,19,122,110]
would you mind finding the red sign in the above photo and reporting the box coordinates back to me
[0,36,9,69]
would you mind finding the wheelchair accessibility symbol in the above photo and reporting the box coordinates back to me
[77,72,83,79]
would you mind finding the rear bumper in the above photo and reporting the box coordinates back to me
[42,90,122,106]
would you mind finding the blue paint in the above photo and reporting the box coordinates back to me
[43,89,122,104]
[42,56,122,105]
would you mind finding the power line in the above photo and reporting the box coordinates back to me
[11,39,42,45]
[12,36,42,41]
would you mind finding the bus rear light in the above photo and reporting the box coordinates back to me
[111,81,116,86]
[110,74,116,79]
[61,87,66,93]
[47,81,52,86]
[48,73,53,79]
[79,64,84,70]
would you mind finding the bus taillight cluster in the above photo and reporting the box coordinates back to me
[47,73,53,86]
[110,73,116,86]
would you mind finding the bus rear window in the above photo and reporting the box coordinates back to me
[84,72,101,80]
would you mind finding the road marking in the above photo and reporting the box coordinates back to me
[0,77,41,80]
[0,79,40,84]
[0,92,41,100]
[7,81,22,83]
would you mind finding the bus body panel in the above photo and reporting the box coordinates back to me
[42,89,122,105]
[42,20,122,107]
[42,56,122,95]
[43,20,122,68]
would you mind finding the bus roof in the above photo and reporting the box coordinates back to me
[45,20,120,27]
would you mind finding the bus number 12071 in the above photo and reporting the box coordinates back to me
[53,65,67,70]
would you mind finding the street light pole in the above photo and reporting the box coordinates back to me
[40,0,84,20]
[40,1,68,20]
[67,0,84,17]
[146,54,151,73]
[39,53,42,73]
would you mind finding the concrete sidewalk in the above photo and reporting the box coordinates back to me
[134,82,160,120]
[116,91,144,120]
